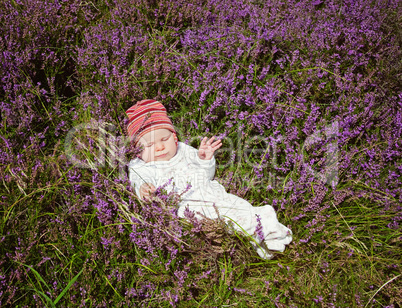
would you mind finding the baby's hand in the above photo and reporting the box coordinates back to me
[198,136,222,160]
[139,183,156,201]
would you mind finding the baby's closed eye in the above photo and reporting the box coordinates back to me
[162,133,172,141]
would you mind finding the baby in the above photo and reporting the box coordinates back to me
[127,99,292,259]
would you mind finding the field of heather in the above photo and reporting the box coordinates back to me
[1,0,401,307]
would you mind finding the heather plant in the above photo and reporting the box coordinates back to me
[1,0,401,307]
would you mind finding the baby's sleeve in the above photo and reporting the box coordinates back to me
[181,143,216,180]
[196,155,216,180]
[128,162,155,197]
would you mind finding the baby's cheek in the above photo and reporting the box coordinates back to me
[142,149,156,162]
[140,150,149,162]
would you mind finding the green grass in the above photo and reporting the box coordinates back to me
[1,0,401,306]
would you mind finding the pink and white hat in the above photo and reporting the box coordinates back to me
[126,99,177,146]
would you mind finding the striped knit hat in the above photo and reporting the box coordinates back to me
[126,99,177,146]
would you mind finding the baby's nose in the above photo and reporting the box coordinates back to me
[155,142,165,151]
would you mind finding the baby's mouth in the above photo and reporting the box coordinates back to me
[156,153,168,158]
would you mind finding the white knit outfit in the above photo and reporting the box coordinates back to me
[128,142,292,259]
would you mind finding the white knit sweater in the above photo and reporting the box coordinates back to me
[128,142,292,258]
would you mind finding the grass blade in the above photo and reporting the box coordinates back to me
[53,268,84,305]
[28,288,55,308]
[19,263,51,292]
[104,275,123,299]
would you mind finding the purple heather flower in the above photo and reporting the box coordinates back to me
[254,214,264,242]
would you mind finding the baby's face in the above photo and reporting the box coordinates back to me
[137,128,177,163]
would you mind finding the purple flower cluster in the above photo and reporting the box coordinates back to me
[254,214,265,242]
